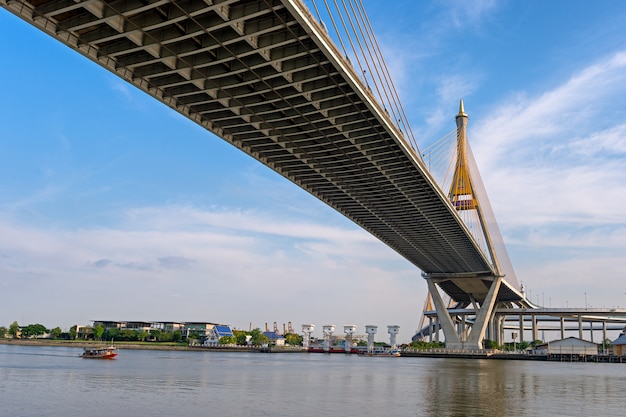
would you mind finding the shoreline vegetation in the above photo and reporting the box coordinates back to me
[0,338,305,352]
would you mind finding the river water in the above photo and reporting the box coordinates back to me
[1,344,623,417]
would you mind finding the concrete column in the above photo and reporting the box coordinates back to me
[466,276,503,349]
[493,315,499,346]
[532,315,538,342]
[560,317,565,340]
[519,314,524,344]
[461,315,467,342]
[603,321,607,346]
[578,315,583,340]
[425,278,458,346]
[428,317,433,343]
[494,316,499,346]
[590,321,594,342]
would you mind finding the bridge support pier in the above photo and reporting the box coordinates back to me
[426,279,460,347]
[425,275,503,350]
[428,317,433,343]
[578,315,583,339]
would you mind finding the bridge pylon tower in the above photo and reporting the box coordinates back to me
[422,100,505,350]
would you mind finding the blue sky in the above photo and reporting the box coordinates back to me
[1,1,625,343]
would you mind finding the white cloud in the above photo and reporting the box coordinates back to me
[0,204,423,341]
[448,0,498,28]
[465,50,626,307]
[473,50,626,166]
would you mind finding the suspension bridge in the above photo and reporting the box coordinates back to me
[3,0,623,349]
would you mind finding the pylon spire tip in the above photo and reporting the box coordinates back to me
[457,99,467,117]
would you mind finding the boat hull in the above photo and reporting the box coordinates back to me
[81,347,118,359]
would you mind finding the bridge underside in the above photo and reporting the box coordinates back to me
[2,0,522,304]
[435,276,523,305]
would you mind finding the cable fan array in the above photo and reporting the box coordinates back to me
[305,0,419,155]
[304,0,519,287]
[420,129,491,267]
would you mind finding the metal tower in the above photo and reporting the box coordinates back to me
[422,100,508,350]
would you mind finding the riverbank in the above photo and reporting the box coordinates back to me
[0,338,191,350]
[4,339,624,362]
[0,338,306,353]
[401,348,545,361]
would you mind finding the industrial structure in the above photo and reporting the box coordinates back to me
[343,325,357,353]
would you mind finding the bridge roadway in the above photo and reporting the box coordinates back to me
[2,0,523,304]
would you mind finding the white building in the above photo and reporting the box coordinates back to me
[536,337,598,356]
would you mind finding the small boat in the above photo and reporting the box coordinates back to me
[81,346,118,359]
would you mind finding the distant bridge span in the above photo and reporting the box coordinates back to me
[2,0,526,347]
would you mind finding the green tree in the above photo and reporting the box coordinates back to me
[482,339,498,350]
[138,330,150,341]
[69,325,77,340]
[93,325,105,340]
[103,328,121,341]
[219,335,235,345]
[187,332,202,340]
[0,326,7,338]
[284,333,303,346]
[160,331,173,342]
[233,330,248,345]
[409,340,445,350]
[171,330,182,342]
[50,327,62,339]
[249,328,268,346]
[9,321,19,338]
[119,329,138,341]
[150,329,162,341]
[21,323,48,338]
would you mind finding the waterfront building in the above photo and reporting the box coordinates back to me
[91,320,232,342]
[75,325,94,339]
[611,329,626,356]
[202,325,234,346]
[183,322,233,342]
[535,337,598,356]
[263,331,286,346]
